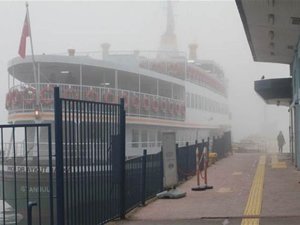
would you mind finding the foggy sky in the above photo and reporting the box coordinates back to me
[0,0,290,142]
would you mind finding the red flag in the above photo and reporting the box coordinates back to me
[18,11,31,58]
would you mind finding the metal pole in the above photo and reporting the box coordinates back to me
[26,3,39,106]
[54,87,65,225]
[196,147,200,186]
[79,64,83,100]
[115,70,118,89]
[120,98,126,219]
[141,149,147,206]
[186,142,189,180]
[27,201,37,225]
[160,146,164,191]
[37,62,40,103]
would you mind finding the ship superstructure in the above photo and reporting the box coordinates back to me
[5,2,230,156]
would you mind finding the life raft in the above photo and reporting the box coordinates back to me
[151,98,159,113]
[40,85,54,105]
[23,87,36,106]
[104,91,115,103]
[85,89,99,102]
[130,95,139,110]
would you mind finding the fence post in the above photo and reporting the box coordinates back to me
[185,142,189,180]
[141,149,147,206]
[212,136,215,153]
[120,98,126,219]
[54,87,65,225]
[27,201,37,225]
[228,131,232,155]
[175,143,180,180]
[207,137,210,152]
[160,146,164,191]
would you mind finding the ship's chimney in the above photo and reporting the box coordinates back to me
[188,43,198,61]
[101,43,110,59]
[68,49,75,56]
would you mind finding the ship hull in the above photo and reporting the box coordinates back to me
[0,165,118,225]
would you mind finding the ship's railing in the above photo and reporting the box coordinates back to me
[6,83,185,121]
[2,140,189,159]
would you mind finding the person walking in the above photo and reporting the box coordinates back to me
[277,131,285,153]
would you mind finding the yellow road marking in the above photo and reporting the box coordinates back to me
[271,154,287,169]
[241,155,266,225]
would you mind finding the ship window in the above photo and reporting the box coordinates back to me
[131,129,139,148]
[140,76,157,95]
[199,96,203,109]
[158,80,172,98]
[157,131,162,147]
[173,84,184,100]
[186,93,190,107]
[149,131,155,148]
[196,95,200,109]
[191,94,195,108]
[141,130,148,148]
[83,67,115,88]
[118,71,139,92]
[203,97,207,111]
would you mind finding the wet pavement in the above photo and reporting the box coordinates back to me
[111,152,300,225]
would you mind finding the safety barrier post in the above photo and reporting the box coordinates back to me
[205,137,213,189]
[192,139,205,191]
[141,149,147,206]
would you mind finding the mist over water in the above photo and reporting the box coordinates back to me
[0,0,290,146]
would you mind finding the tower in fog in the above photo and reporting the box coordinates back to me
[158,1,178,58]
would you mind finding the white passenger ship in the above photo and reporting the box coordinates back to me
[5,2,230,157]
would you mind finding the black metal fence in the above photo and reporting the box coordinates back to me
[124,133,232,212]
[54,87,126,225]
[125,150,163,212]
[212,131,232,159]
[0,88,232,225]
[176,133,232,182]
[176,140,207,182]
[0,124,54,225]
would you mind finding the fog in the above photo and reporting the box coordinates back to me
[0,1,289,144]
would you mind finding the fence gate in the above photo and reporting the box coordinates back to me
[54,87,126,225]
[0,123,54,225]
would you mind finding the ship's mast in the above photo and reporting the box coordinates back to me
[158,1,178,58]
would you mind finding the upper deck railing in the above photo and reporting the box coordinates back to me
[6,83,185,121]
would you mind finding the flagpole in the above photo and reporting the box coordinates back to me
[26,2,39,108]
